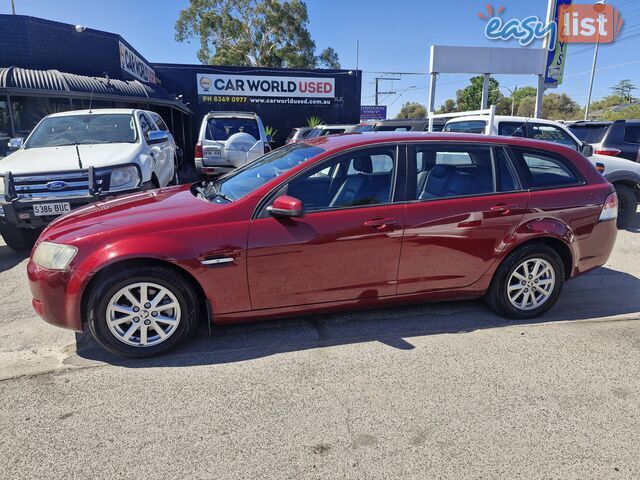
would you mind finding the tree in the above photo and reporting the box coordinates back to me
[516,96,536,117]
[611,80,636,103]
[455,75,503,111]
[601,103,640,121]
[175,0,338,68]
[516,93,581,120]
[396,102,427,119]
[436,99,457,114]
[318,47,340,69]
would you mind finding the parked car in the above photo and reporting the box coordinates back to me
[443,114,640,228]
[194,111,271,175]
[0,108,177,251]
[372,119,447,132]
[285,127,317,144]
[29,132,618,357]
[314,124,358,136]
[565,119,640,161]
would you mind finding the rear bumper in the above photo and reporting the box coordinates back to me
[195,158,234,175]
[27,260,89,332]
[572,219,618,277]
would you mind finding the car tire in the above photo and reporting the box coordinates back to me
[614,183,638,229]
[485,244,565,320]
[87,265,200,358]
[1,228,40,251]
[170,155,180,185]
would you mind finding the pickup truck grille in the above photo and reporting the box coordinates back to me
[11,171,108,199]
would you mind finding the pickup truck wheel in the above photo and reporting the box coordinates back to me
[614,184,638,229]
[87,265,200,358]
[1,228,40,251]
[485,244,564,320]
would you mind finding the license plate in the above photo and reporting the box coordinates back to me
[33,202,71,216]
[204,149,221,159]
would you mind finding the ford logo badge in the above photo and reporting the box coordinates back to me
[46,181,68,191]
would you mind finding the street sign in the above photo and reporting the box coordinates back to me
[360,105,387,121]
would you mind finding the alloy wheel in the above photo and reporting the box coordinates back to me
[106,282,181,347]
[506,258,556,311]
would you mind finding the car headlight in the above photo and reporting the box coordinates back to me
[109,166,141,190]
[33,242,78,270]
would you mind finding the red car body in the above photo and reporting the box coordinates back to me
[28,133,617,332]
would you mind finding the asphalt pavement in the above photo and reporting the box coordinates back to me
[1,212,639,479]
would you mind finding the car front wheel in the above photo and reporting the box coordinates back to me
[87,265,200,357]
[485,244,565,319]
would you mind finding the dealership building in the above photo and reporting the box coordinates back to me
[0,14,362,160]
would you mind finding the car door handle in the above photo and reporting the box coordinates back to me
[490,204,518,213]
[364,218,398,228]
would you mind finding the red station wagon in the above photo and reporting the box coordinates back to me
[27,133,618,357]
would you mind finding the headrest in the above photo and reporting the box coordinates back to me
[353,156,373,173]
[430,164,455,178]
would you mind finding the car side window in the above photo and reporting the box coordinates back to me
[151,113,169,132]
[510,148,581,188]
[494,148,521,192]
[528,123,578,150]
[623,126,640,144]
[413,145,494,200]
[498,121,527,137]
[285,147,397,212]
[138,113,156,140]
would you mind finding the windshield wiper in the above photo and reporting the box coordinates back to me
[209,183,233,203]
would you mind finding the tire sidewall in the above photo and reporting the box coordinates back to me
[615,184,637,229]
[490,245,565,319]
[88,268,197,357]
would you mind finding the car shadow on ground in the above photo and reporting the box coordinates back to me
[75,266,640,368]
[0,245,28,273]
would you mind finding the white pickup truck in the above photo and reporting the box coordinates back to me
[0,108,178,250]
[440,113,640,229]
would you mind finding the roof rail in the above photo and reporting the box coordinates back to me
[427,105,496,134]
[206,110,258,116]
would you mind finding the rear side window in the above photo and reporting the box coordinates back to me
[151,113,169,132]
[494,148,520,192]
[498,122,527,137]
[511,148,581,188]
[205,117,259,141]
[568,124,609,143]
[623,126,640,144]
[444,120,486,134]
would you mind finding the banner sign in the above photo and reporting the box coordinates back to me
[360,105,387,120]
[545,0,572,87]
[119,41,156,84]
[196,73,335,105]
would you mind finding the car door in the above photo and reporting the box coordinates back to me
[139,112,170,185]
[150,112,177,168]
[247,145,406,310]
[397,143,529,294]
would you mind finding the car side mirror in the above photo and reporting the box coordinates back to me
[147,131,169,145]
[267,195,305,218]
[8,137,24,150]
[581,143,594,157]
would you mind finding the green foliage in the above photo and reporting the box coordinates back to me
[306,116,324,127]
[264,125,277,142]
[611,79,636,103]
[176,0,338,68]
[318,47,340,69]
[589,94,626,112]
[455,75,503,111]
[600,103,640,121]
[516,93,581,120]
[396,102,427,119]
[436,98,457,114]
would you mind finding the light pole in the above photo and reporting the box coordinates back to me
[585,0,605,120]
[502,86,518,115]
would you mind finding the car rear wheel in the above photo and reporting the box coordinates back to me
[87,265,199,358]
[1,227,40,251]
[614,183,638,229]
[485,244,565,319]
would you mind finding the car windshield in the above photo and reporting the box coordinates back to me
[568,124,610,144]
[199,143,325,203]
[205,117,259,141]
[25,114,137,148]
[444,120,487,134]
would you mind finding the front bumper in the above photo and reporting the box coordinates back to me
[27,259,88,332]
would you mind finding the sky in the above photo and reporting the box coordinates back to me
[3,0,640,118]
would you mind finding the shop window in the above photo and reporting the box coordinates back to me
[10,96,73,137]
[0,97,10,157]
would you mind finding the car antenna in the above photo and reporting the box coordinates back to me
[75,141,84,169]
[88,84,94,113]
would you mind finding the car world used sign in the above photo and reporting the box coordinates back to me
[197,73,335,105]
[119,41,156,84]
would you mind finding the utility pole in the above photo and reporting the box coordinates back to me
[374,76,398,106]
[11,0,16,14]
[585,0,605,120]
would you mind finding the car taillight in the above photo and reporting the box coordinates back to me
[595,148,621,157]
[596,162,605,173]
[194,141,203,160]
[599,192,618,222]
[264,142,272,153]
